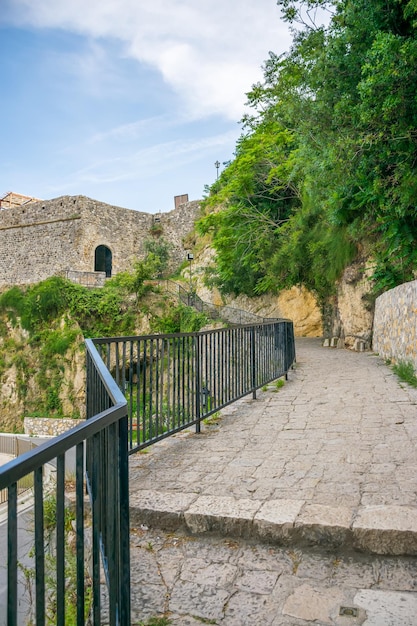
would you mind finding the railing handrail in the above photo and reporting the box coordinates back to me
[92,319,292,343]
[156,279,280,324]
[0,340,126,489]
[1,336,130,625]
[1,317,294,625]
[0,404,126,489]
[93,319,296,455]
[85,337,128,402]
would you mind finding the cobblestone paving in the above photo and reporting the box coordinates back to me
[130,338,417,511]
[129,527,417,625]
[127,338,417,624]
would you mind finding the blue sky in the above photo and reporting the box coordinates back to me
[0,0,295,214]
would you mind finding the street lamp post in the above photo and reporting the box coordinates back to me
[187,252,194,304]
[215,160,220,179]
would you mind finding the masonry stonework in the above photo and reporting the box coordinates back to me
[0,195,201,287]
[373,279,417,369]
[23,417,84,437]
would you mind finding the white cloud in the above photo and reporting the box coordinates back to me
[43,128,239,210]
[87,115,170,144]
[71,129,239,185]
[6,0,292,120]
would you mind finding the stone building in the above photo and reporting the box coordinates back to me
[0,194,201,288]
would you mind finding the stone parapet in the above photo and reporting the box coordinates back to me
[373,279,417,369]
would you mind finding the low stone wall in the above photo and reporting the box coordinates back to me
[373,279,417,368]
[24,417,84,437]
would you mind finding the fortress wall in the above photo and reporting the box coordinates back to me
[373,279,417,369]
[76,196,202,272]
[76,196,152,275]
[0,195,201,287]
[0,200,85,285]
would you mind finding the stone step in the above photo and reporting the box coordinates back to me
[130,490,417,556]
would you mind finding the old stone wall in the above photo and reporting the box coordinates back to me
[372,279,417,369]
[23,417,84,437]
[0,195,201,287]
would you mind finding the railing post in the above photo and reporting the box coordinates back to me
[195,334,201,433]
[251,326,257,399]
[7,484,17,626]
[118,413,131,624]
[285,321,289,380]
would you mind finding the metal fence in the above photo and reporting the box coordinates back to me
[93,320,295,454]
[0,340,130,626]
[158,279,277,325]
[0,436,36,505]
[0,435,37,457]
[0,319,294,623]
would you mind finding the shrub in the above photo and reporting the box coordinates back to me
[150,304,208,334]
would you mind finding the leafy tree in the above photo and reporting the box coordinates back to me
[199,0,417,302]
[197,118,299,296]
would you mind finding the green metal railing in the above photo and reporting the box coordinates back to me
[93,320,296,454]
[0,341,130,626]
[0,318,295,624]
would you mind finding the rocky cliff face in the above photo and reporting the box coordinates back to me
[328,259,375,347]
[224,288,323,337]
[0,318,85,432]
[190,245,375,342]
[190,246,322,336]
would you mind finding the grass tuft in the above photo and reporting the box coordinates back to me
[392,360,417,388]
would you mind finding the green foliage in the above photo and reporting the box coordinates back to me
[21,277,68,331]
[144,238,171,274]
[0,241,179,422]
[392,360,417,388]
[64,280,136,338]
[43,495,75,533]
[43,497,92,625]
[0,286,26,324]
[120,238,172,299]
[274,379,285,391]
[203,411,221,427]
[41,328,80,358]
[22,495,92,625]
[0,276,135,338]
[200,0,417,303]
[0,263,206,420]
[0,275,139,418]
[150,304,208,334]
[198,120,299,296]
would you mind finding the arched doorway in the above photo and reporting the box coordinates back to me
[94,245,112,278]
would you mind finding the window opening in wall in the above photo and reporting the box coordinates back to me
[94,245,112,277]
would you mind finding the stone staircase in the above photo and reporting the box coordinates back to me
[158,279,279,326]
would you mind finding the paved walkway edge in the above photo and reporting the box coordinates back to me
[130,491,417,556]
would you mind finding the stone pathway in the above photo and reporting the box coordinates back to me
[129,526,417,626]
[127,338,417,624]
[129,338,417,555]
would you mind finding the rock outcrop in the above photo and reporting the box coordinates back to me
[328,259,375,348]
